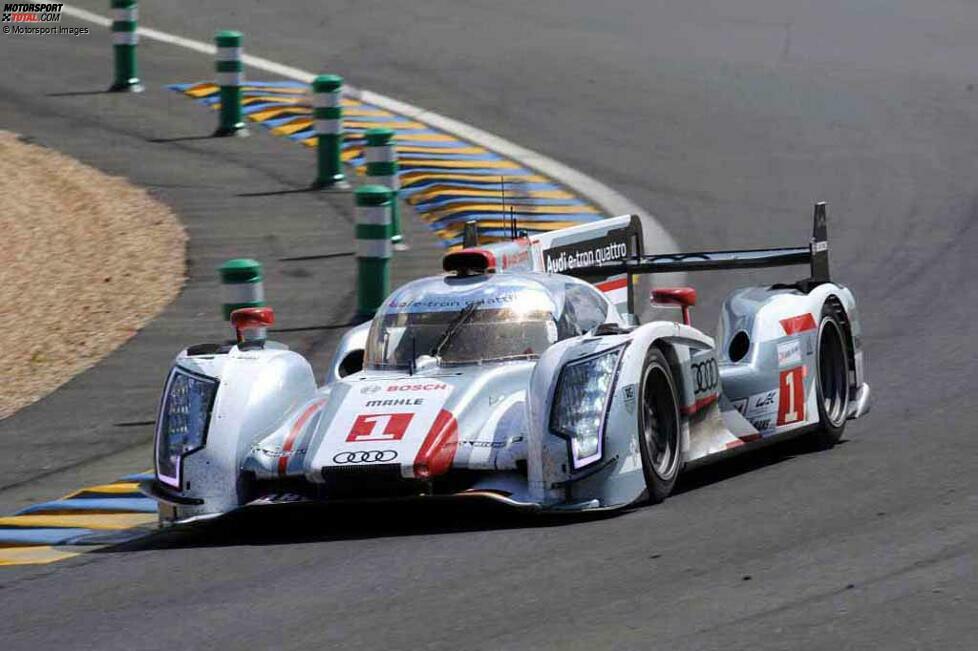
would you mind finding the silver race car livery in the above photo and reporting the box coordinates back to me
[145,204,869,523]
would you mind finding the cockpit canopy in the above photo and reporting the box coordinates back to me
[364,272,615,369]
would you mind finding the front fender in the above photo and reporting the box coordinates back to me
[160,346,318,518]
[527,322,712,507]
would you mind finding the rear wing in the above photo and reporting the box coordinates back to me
[566,202,832,289]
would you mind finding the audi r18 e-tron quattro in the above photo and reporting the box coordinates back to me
[143,203,869,523]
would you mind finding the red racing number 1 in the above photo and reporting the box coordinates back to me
[777,366,806,426]
[347,413,414,442]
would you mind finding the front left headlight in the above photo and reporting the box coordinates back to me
[156,367,219,488]
[550,346,623,469]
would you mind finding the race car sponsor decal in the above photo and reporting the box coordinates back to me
[494,239,533,271]
[622,383,637,415]
[683,356,720,416]
[456,440,506,448]
[332,450,398,464]
[749,418,774,433]
[362,398,424,407]
[748,390,778,416]
[540,229,631,274]
[385,382,449,392]
[731,388,780,434]
[316,381,455,475]
[777,366,807,425]
[733,389,778,419]
[777,339,802,367]
[385,289,554,315]
[691,357,719,395]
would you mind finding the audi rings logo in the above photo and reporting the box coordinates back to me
[332,450,398,464]
[692,358,719,393]
[360,384,382,395]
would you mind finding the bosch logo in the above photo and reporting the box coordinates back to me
[360,385,382,395]
[387,383,448,392]
[332,450,398,464]
[692,358,719,394]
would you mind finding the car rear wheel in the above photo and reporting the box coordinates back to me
[637,348,682,503]
[809,306,851,449]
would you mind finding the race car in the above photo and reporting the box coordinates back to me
[143,203,870,523]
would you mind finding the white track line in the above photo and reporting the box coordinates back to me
[62,4,678,257]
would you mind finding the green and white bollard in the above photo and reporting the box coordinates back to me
[219,258,265,320]
[365,127,403,246]
[354,186,393,317]
[312,74,345,188]
[214,30,247,136]
[109,0,141,92]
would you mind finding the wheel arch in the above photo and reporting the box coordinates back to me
[633,332,707,469]
[821,294,857,396]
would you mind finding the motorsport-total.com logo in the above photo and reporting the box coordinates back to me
[2,2,63,22]
[2,2,89,35]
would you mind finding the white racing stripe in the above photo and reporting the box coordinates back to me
[357,206,391,226]
[112,32,138,45]
[222,282,264,305]
[62,4,680,275]
[365,146,396,164]
[356,239,393,259]
[112,8,137,22]
[216,47,242,61]
[314,119,340,134]
[313,93,340,108]
[216,72,244,86]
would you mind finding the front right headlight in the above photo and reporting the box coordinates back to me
[550,346,623,469]
[156,367,218,488]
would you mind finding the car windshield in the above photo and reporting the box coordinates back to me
[364,275,561,368]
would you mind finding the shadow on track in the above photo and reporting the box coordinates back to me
[675,435,848,496]
[46,90,115,97]
[236,187,321,197]
[95,499,615,554]
[147,134,221,144]
[95,435,846,555]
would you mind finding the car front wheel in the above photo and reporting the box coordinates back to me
[637,348,682,503]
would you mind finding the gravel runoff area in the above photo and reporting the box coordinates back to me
[0,130,186,419]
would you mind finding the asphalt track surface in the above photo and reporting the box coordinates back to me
[3,1,978,648]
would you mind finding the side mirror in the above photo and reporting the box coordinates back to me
[650,287,697,326]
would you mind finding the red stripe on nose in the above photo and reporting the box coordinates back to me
[278,399,326,476]
[413,409,458,479]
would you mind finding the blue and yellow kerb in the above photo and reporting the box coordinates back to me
[169,81,605,247]
[0,472,157,566]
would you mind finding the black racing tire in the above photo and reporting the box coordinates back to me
[637,348,682,504]
[808,304,851,449]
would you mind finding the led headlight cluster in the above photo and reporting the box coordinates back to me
[156,368,218,488]
[550,346,623,469]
